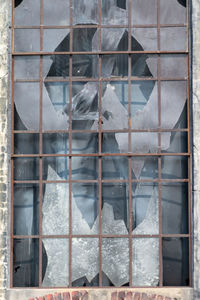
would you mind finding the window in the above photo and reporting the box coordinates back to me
[11,0,191,288]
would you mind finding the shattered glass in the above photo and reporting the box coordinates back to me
[14,0,188,288]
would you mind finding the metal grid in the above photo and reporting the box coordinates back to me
[11,0,192,288]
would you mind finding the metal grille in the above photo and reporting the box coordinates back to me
[11,0,192,288]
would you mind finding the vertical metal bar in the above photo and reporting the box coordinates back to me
[98,0,103,287]
[157,0,163,287]
[128,0,133,287]
[38,0,44,287]
[68,0,73,287]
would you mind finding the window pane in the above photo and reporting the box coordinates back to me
[132,0,157,25]
[14,56,40,80]
[13,239,39,287]
[132,238,159,286]
[132,28,157,51]
[43,133,69,154]
[14,29,40,52]
[132,156,158,180]
[160,27,187,51]
[43,0,70,26]
[14,134,39,154]
[102,156,128,180]
[14,158,39,181]
[102,0,128,25]
[42,239,69,287]
[72,133,98,153]
[161,156,188,180]
[163,238,189,286]
[72,157,98,180]
[102,238,129,286]
[160,0,187,25]
[73,0,99,25]
[14,0,40,26]
[161,132,188,153]
[72,238,99,286]
[43,157,69,180]
[160,55,187,78]
[42,183,69,235]
[43,29,70,53]
[102,28,128,51]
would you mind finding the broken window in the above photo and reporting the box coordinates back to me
[12,0,190,288]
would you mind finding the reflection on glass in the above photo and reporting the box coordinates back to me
[102,28,128,51]
[102,55,128,77]
[43,29,70,52]
[14,83,40,131]
[160,0,186,25]
[132,157,158,180]
[102,238,129,286]
[102,0,127,25]
[72,55,98,78]
[132,238,159,286]
[14,158,39,181]
[14,56,40,80]
[131,133,158,154]
[42,183,69,235]
[42,239,69,287]
[72,238,99,286]
[163,238,189,286]
[43,133,69,154]
[14,29,40,52]
[13,239,39,287]
[132,54,157,77]
[102,183,129,234]
[102,133,124,154]
[162,183,188,234]
[14,134,39,154]
[132,184,159,234]
[102,156,128,180]
[132,28,157,51]
[73,28,98,52]
[72,183,98,231]
[43,0,70,26]
[44,56,70,79]
[14,184,39,236]
[132,0,157,25]
[44,82,69,113]
[43,157,69,180]
[160,27,187,51]
[72,133,98,152]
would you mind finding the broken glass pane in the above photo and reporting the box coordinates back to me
[161,132,188,153]
[132,28,157,51]
[102,156,128,180]
[73,28,98,52]
[14,29,40,52]
[101,0,128,25]
[44,56,70,79]
[72,133,98,152]
[132,238,159,286]
[160,27,187,51]
[131,132,159,154]
[102,238,129,286]
[43,133,69,154]
[102,28,128,51]
[131,81,158,130]
[163,238,189,286]
[73,0,99,25]
[44,82,69,115]
[132,184,159,234]
[102,183,129,234]
[14,83,40,131]
[14,56,40,80]
[160,55,187,78]
[160,0,187,24]
[43,0,70,26]
[161,81,187,129]
[72,183,98,230]
[72,238,99,286]
[14,0,40,26]
[103,133,127,154]
[42,239,69,287]
[102,55,128,77]
[161,156,188,180]
[132,55,158,78]
[162,183,188,234]
[13,239,39,287]
[43,29,70,52]
[132,0,157,25]
[14,184,39,235]
[14,134,39,154]
[14,158,39,181]
[42,182,69,235]
[43,157,69,180]
[132,157,158,180]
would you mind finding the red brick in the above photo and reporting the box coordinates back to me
[111,292,118,300]
[63,292,71,300]
[118,291,126,300]
[38,297,45,300]
[81,291,88,300]
[148,295,156,300]
[126,292,132,300]
[141,294,148,300]
[72,291,82,300]
[54,293,62,300]
[133,293,141,300]
[45,295,54,300]
[28,298,35,300]
[157,296,163,300]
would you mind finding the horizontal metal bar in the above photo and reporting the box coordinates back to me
[12,50,189,56]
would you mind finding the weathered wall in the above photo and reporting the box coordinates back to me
[0,0,199,299]
[0,0,10,299]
